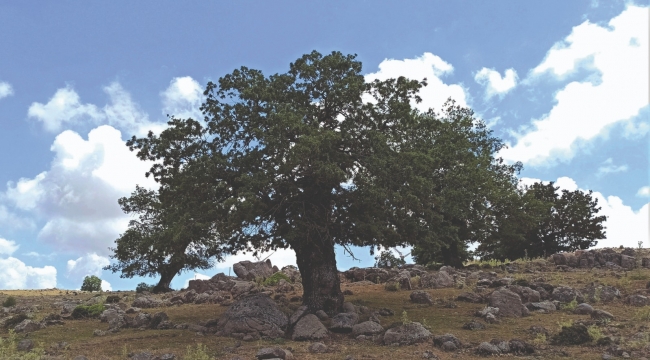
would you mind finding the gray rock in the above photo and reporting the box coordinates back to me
[352,321,384,336]
[150,312,169,329]
[291,314,328,341]
[488,289,529,317]
[508,339,535,354]
[275,279,294,293]
[420,271,454,289]
[552,286,584,303]
[288,305,309,327]
[329,312,359,333]
[457,292,483,303]
[14,319,45,333]
[591,309,614,321]
[574,303,594,315]
[315,310,329,321]
[132,312,152,328]
[492,340,510,353]
[159,355,176,360]
[93,329,106,336]
[388,270,412,290]
[17,339,34,351]
[217,293,288,339]
[233,259,274,281]
[342,302,356,314]
[442,341,457,351]
[621,255,636,270]
[485,313,499,324]
[582,285,620,303]
[308,342,328,353]
[476,342,500,356]
[462,320,485,330]
[100,308,127,330]
[433,333,461,348]
[132,296,163,309]
[506,285,540,303]
[230,281,256,299]
[625,294,650,307]
[280,265,301,283]
[410,290,433,305]
[526,301,556,312]
[129,352,154,360]
[255,347,294,360]
[382,322,431,345]
[73,356,89,360]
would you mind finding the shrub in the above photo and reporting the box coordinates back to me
[0,329,46,359]
[374,250,405,269]
[262,272,292,286]
[384,282,400,292]
[2,296,16,308]
[105,295,120,304]
[551,324,591,345]
[71,304,105,319]
[136,282,155,293]
[184,344,212,360]
[561,299,578,311]
[81,275,102,292]
[401,310,411,325]
[587,325,603,342]
[3,313,28,329]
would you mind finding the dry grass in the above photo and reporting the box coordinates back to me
[0,262,649,359]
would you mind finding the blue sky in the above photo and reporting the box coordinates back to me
[0,1,647,291]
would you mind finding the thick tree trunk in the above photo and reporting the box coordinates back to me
[294,240,344,316]
[153,265,181,293]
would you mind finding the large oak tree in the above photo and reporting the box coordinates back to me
[120,51,522,314]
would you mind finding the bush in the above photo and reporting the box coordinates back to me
[105,295,120,304]
[375,250,405,269]
[551,324,591,345]
[136,282,155,293]
[184,344,212,360]
[262,272,292,286]
[384,282,400,291]
[71,304,105,319]
[81,275,102,292]
[2,296,16,308]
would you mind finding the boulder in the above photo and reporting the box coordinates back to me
[100,309,128,330]
[230,281,257,299]
[409,290,433,305]
[291,314,328,341]
[132,296,163,309]
[551,286,584,303]
[433,333,461,349]
[382,322,431,345]
[132,312,151,328]
[388,270,412,291]
[280,265,301,282]
[505,285,540,303]
[217,293,288,339]
[508,339,535,354]
[457,292,483,303]
[625,294,650,307]
[14,319,45,333]
[462,320,485,330]
[329,312,359,333]
[420,271,454,289]
[233,259,274,281]
[573,303,594,315]
[525,301,556,312]
[488,289,530,317]
[581,285,620,303]
[308,342,328,353]
[17,339,34,352]
[255,347,294,360]
[275,279,294,293]
[476,342,500,356]
[352,321,384,336]
[620,255,636,270]
[591,309,614,321]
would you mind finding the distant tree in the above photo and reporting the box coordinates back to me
[475,181,607,261]
[81,275,102,292]
[135,282,155,293]
[123,50,522,314]
[374,250,406,269]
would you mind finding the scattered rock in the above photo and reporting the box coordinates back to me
[591,309,614,321]
[378,308,394,316]
[457,292,483,303]
[552,286,584,303]
[506,285,540,303]
[93,329,107,336]
[508,339,535,354]
[573,303,594,315]
[526,301,556,312]
[476,342,500,356]
[291,314,328,341]
[308,342,328,353]
[129,352,154,360]
[582,285,621,303]
[14,319,45,333]
[233,259,274,281]
[488,289,529,317]
[382,322,431,345]
[433,333,461,349]
[410,290,433,305]
[217,293,288,340]
[315,310,329,321]
[352,321,384,336]
[17,339,34,352]
[132,296,163,309]
[255,347,294,360]
[552,324,591,345]
[329,312,359,333]
[420,271,454,288]
[462,320,485,330]
[625,294,650,307]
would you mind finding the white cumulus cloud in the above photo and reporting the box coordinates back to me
[0,238,18,255]
[501,5,649,167]
[0,81,14,99]
[28,83,166,136]
[161,76,204,120]
[66,252,111,280]
[474,67,518,100]
[101,280,112,291]
[637,186,650,197]
[596,158,628,177]
[4,125,157,255]
[365,52,468,112]
[0,257,57,289]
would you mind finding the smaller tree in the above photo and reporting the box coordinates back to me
[374,250,406,269]
[81,275,102,292]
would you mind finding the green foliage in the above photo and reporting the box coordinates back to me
[551,324,592,345]
[384,282,400,292]
[374,250,405,269]
[183,344,212,360]
[135,282,155,293]
[532,333,547,346]
[104,295,120,304]
[0,330,46,360]
[80,275,102,292]
[561,299,578,311]
[400,310,411,325]
[3,314,28,329]
[587,325,604,342]
[71,304,105,319]
[476,181,607,261]
[262,272,291,286]
[2,296,16,308]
